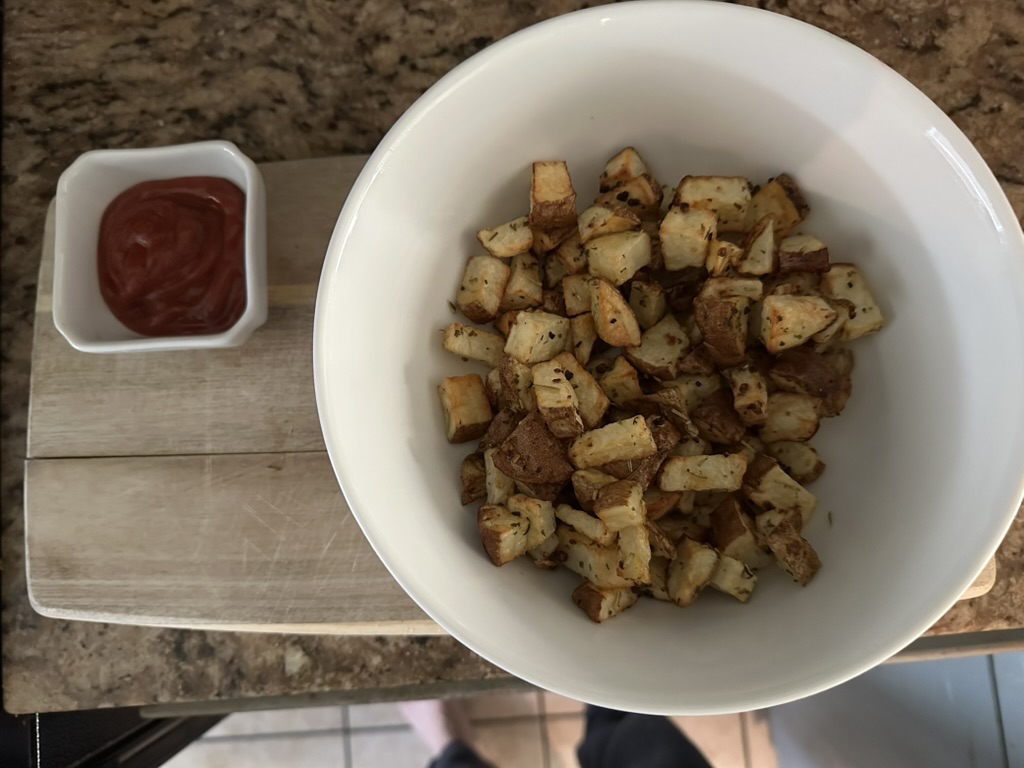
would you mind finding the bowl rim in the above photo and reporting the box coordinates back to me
[314,1,1024,713]
[52,139,268,353]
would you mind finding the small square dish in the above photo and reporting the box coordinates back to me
[53,140,267,353]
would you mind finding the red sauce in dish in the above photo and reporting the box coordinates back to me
[97,176,247,336]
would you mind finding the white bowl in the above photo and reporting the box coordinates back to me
[314,2,1024,714]
[54,140,267,353]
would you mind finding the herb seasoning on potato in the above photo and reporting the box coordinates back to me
[437,147,885,623]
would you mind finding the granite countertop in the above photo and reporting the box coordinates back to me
[3,0,1023,715]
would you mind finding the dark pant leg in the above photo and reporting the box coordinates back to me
[429,739,496,768]
[577,706,713,768]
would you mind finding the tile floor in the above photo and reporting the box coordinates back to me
[163,690,773,768]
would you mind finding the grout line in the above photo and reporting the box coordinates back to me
[537,692,552,768]
[988,655,1011,768]
[342,704,354,768]
[740,712,753,768]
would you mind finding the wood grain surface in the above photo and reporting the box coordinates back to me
[23,155,994,633]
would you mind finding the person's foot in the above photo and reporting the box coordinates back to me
[399,698,476,757]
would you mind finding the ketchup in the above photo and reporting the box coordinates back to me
[97,177,247,336]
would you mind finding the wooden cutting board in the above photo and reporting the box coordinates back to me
[23,156,995,634]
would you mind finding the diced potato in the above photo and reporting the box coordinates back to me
[644,488,682,521]
[645,519,677,560]
[556,525,633,588]
[443,323,506,367]
[506,493,556,550]
[549,351,609,430]
[659,454,748,492]
[503,310,570,364]
[528,533,564,569]
[691,390,746,444]
[594,479,645,531]
[778,234,830,273]
[766,271,822,296]
[678,345,717,376]
[515,480,562,502]
[569,313,598,366]
[572,581,639,622]
[619,523,652,582]
[478,504,530,565]
[457,255,512,323]
[569,416,658,469]
[529,160,577,231]
[631,387,699,439]
[709,496,770,569]
[672,175,752,233]
[595,174,663,219]
[484,447,516,505]
[628,280,668,330]
[764,441,826,484]
[757,517,821,585]
[667,537,720,606]
[598,415,679,490]
[477,216,533,258]
[706,239,742,277]
[494,310,521,338]
[769,347,842,404]
[735,215,776,276]
[562,273,594,317]
[491,411,575,486]
[747,174,809,237]
[660,207,717,270]
[460,453,486,505]
[742,453,818,528]
[498,354,536,414]
[532,358,585,438]
[544,251,569,289]
[578,204,641,243]
[598,356,644,406]
[556,503,614,546]
[658,513,710,544]
[599,146,650,192]
[500,253,544,311]
[722,364,769,427]
[590,277,642,347]
[700,277,764,301]
[624,314,690,380]
[480,409,520,450]
[570,470,618,514]
[484,367,503,411]
[709,554,758,602]
[669,374,722,412]
[759,392,821,443]
[438,374,493,443]
[552,231,587,275]
[694,295,749,367]
[671,435,712,458]
[820,263,885,340]
[532,224,576,255]
[585,231,652,286]
[760,294,837,353]
[542,288,567,316]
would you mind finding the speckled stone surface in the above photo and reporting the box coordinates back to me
[3,0,1022,714]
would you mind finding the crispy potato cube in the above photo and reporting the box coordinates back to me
[628,280,667,330]
[595,174,663,219]
[544,251,570,289]
[569,313,598,366]
[765,440,825,484]
[742,454,818,527]
[759,392,821,443]
[514,480,562,502]
[506,493,556,550]
[484,367,504,412]
[570,469,618,514]
[692,390,746,444]
[760,294,837,353]
[694,295,749,367]
[443,323,506,367]
[757,518,821,585]
[723,364,769,427]
[578,204,641,243]
[660,207,717,271]
[678,344,717,376]
[599,415,680,490]
[572,581,639,622]
[748,174,809,237]
[493,310,521,338]
[483,447,516,505]
[709,554,758,602]
[769,347,842,402]
[503,310,570,364]
[599,146,650,192]
[478,504,530,565]
[530,160,577,232]
[658,513,710,544]
[590,277,642,347]
[549,351,609,429]
[528,533,564,569]
[594,479,645,531]
[457,255,512,323]
[532,224,576,255]
[480,408,520,450]
[706,239,742,277]
[542,288,567,316]
[669,374,722,412]
[659,454,748,492]
[671,435,712,458]
[438,374,493,443]
[624,314,690,380]
[629,387,699,439]
[500,253,544,311]
[586,231,652,286]
[556,503,615,546]
[736,215,777,276]
[556,525,633,588]
[700,277,764,301]
[498,354,536,414]
[820,263,885,340]
[598,356,644,406]
[532,358,584,438]
[673,175,752,233]
[569,416,658,469]
[642,555,673,601]
[492,411,575,486]
[646,519,678,560]
[778,234,830,273]
[644,488,682,521]
[667,537,720,606]
[562,273,593,317]
[710,496,770,569]
[619,524,652,582]
[477,216,533,258]
[552,231,587,274]
[461,452,487,505]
